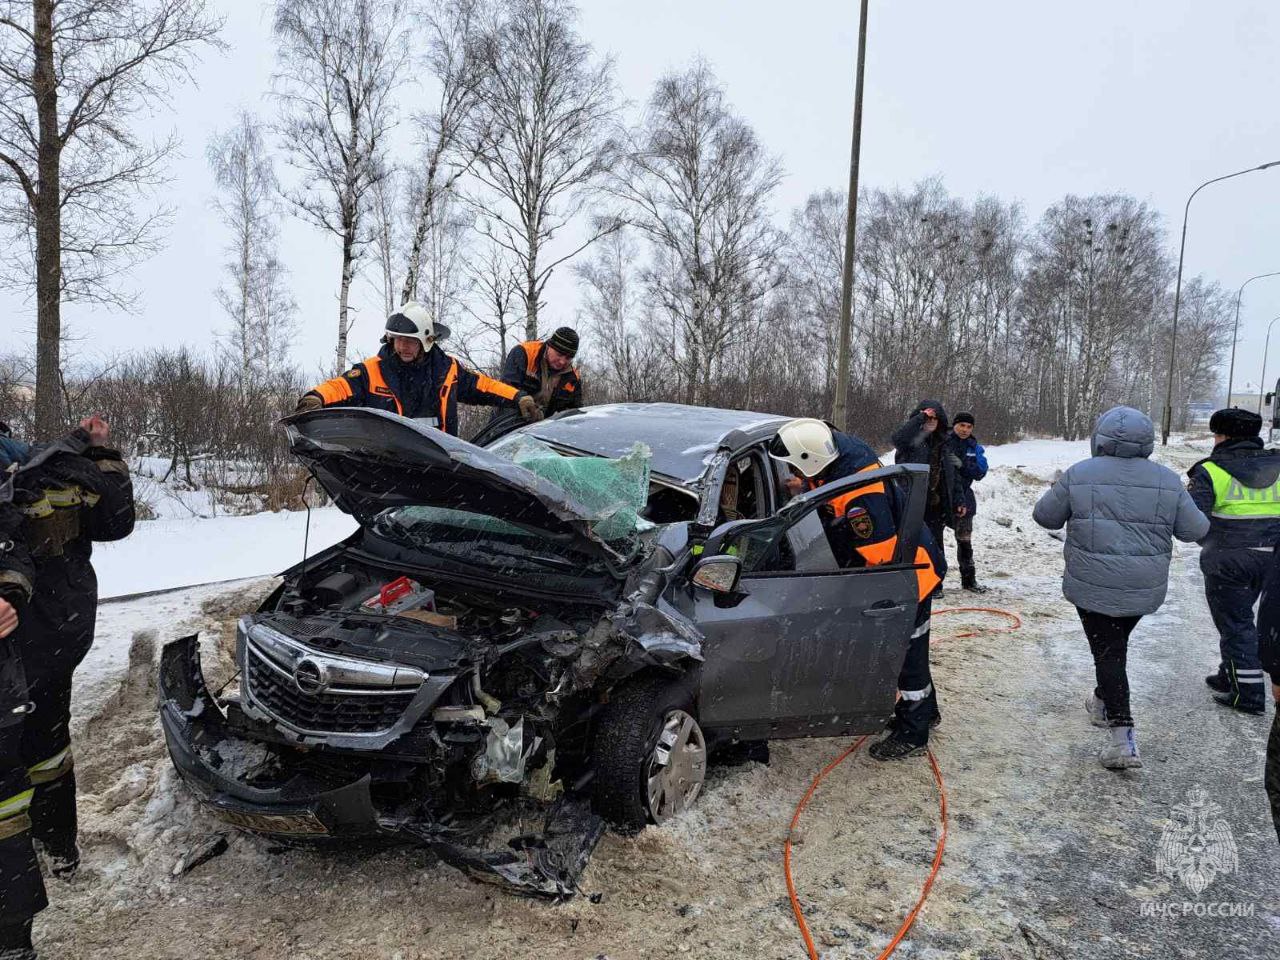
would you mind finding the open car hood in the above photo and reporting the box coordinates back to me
[283,408,634,564]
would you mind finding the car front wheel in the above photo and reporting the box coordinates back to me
[591,675,706,832]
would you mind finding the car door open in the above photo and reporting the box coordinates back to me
[691,463,929,740]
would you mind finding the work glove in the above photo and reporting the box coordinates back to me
[517,394,544,423]
[295,394,324,414]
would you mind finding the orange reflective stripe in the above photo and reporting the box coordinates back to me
[521,341,540,376]
[312,375,354,405]
[439,360,460,433]
[363,357,403,415]
[914,545,941,601]
[564,381,576,393]
[476,372,518,401]
[855,537,897,566]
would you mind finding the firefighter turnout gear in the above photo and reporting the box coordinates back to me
[300,342,521,435]
[495,339,584,420]
[770,420,944,759]
[1188,429,1280,714]
[7,430,135,880]
[0,492,46,950]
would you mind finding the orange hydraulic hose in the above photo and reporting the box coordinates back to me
[784,737,948,959]
[784,605,1019,958]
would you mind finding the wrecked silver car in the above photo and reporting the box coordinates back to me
[158,404,930,897]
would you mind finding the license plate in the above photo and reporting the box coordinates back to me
[209,806,329,836]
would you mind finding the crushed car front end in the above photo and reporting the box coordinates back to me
[157,408,702,896]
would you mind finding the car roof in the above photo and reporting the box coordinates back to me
[516,402,791,485]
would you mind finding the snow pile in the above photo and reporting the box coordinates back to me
[93,507,356,599]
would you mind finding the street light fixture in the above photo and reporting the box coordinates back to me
[1227,271,1280,406]
[1160,160,1280,444]
[1260,315,1280,416]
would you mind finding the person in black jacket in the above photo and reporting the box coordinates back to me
[0,437,46,960]
[497,327,583,417]
[1187,407,1280,715]
[9,417,135,879]
[1256,546,1280,844]
[892,400,967,585]
[946,412,990,592]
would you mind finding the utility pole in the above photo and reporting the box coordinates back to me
[832,0,869,432]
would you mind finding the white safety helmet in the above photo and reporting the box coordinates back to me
[384,301,450,347]
[767,418,838,478]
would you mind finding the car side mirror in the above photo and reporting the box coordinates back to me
[691,555,743,594]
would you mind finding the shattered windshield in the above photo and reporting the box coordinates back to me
[485,435,654,542]
[370,438,654,581]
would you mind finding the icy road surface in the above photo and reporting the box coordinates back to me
[34,435,1280,959]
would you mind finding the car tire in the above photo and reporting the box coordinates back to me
[591,673,706,833]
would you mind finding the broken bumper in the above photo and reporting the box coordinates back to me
[159,635,385,839]
[157,636,605,899]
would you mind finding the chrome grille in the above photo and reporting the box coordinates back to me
[240,620,425,736]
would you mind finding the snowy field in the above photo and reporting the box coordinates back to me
[31,433,1280,959]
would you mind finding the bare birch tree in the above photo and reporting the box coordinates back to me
[399,0,485,304]
[208,111,295,387]
[467,0,618,339]
[273,0,408,373]
[0,0,222,437]
[462,237,518,365]
[609,60,783,404]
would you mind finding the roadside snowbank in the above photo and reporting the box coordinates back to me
[92,507,356,599]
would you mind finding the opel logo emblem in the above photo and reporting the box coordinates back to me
[293,657,328,696]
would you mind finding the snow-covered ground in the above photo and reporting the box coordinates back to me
[29,432,1280,959]
[93,506,356,599]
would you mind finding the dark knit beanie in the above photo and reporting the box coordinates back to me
[547,326,579,358]
[953,411,975,426]
[1209,407,1262,439]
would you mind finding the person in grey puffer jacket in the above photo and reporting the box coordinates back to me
[1033,406,1209,770]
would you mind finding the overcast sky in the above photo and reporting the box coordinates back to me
[8,0,1280,398]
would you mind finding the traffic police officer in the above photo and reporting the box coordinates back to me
[1188,407,1280,715]
[768,418,945,760]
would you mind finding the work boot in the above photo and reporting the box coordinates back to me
[1204,673,1230,694]
[869,731,926,761]
[1085,692,1109,728]
[37,839,80,879]
[885,712,941,733]
[961,576,988,594]
[1212,692,1266,716]
[1099,726,1142,770]
[0,920,36,960]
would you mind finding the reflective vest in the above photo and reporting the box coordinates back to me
[808,463,940,601]
[1201,461,1280,520]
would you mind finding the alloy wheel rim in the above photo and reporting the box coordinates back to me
[645,709,706,823]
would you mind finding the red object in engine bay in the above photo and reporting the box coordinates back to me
[363,576,436,615]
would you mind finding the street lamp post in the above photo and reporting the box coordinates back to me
[1227,271,1280,406]
[1259,315,1280,416]
[831,0,869,432]
[1161,161,1280,445]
